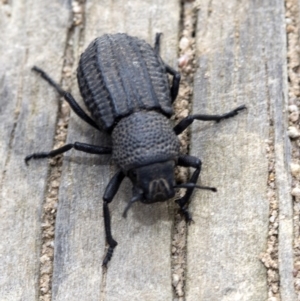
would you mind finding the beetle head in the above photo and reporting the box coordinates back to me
[128,160,175,204]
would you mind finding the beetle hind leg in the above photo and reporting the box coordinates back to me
[154,32,162,54]
[165,64,181,103]
[32,66,100,130]
[153,33,181,103]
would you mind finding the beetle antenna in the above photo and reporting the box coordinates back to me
[174,183,217,192]
[122,194,141,218]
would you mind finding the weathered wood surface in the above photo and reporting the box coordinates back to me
[0,1,70,300]
[187,0,295,300]
[0,0,296,301]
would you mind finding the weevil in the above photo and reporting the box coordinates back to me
[26,33,246,265]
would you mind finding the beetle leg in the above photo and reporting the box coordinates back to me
[176,155,202,222]
[154,32,162,54]
[102,170,125,266]
[25,142,112,165]
[153,33,181,103]
[32,66,100,131]
[173,105,246,135]
[165,64,181,103]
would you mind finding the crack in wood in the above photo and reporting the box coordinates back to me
[258,59,281,301]
[171,1,199,300]
[285,0,300,300]
[0,52,26,192]
[38,2,86,300]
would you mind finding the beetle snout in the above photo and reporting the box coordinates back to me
[144,178,175,203]
[128,160,176,203]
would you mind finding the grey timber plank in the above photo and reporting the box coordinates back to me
[273,14,296,301]
[186,0,292,300]
[0,1,70,300]
[52,1,180,300]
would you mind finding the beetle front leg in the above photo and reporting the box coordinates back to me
[174,105,246,135]
[176,155,202,222]
[102,170,125,266]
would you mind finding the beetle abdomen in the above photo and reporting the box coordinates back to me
[112,111,180,171]
[77,33,173,131]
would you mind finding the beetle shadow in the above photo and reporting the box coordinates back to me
[115,179,173,226]
[70,116,112,142]
[63,155,112,167]
[131,201,173,225]
[191,122,214,135]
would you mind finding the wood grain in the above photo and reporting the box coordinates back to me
[1,0,296,300]
[186,0,295,300]
[0,1,70,300]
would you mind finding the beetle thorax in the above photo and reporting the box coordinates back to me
[111,111,180,172]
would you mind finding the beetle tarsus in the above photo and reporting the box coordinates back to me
[178,205,194,224]
[25,152,53,164]
[103,200,118,266]
[154,32,162,54]
[174,105,247,135]
[103,245,117,267]
[102,171,125,265]
[215,104,247,123]
[165,64,181,103]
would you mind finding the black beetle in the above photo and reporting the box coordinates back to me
[26,33,246,265]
